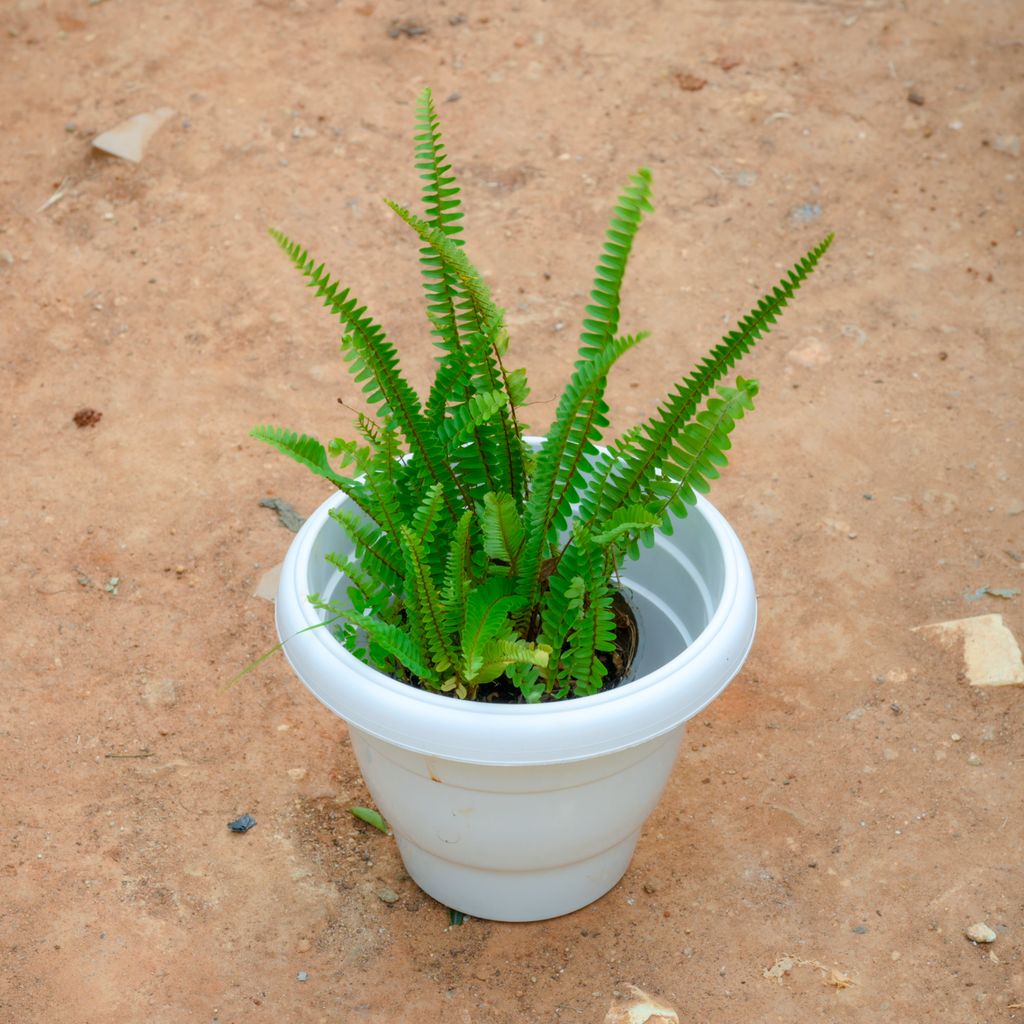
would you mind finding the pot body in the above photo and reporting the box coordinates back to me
[276,489,756,921]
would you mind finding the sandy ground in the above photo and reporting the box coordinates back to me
[2,0,1022,1021]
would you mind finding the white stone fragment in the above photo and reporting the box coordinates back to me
[604,985,679,1024]
[92,107,176,163]
[912,614,1024,687]
[253,563,282,602]
[965,923,997,944]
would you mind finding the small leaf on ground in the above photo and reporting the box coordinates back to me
[351,806,388,833]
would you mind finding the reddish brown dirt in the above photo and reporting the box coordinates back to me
[2,1,1022,1021]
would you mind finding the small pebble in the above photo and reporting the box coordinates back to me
[789,202,822,224]
[73,407,102,428]
[377,887,400,904]
[966,753,982,767]
[992,134,1021,158]
[852,924,869,934]
[965,923,997,944]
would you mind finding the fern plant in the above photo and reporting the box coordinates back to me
[254,88,832,703]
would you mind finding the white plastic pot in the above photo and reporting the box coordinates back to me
[275,486,756,922]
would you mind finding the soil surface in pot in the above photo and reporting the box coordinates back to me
[3,2,1020,1021]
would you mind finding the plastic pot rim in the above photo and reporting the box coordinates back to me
[275,488,756,766]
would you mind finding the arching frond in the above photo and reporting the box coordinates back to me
[268,229,469,517]
[577,235,834,527]
[578,169,653,364]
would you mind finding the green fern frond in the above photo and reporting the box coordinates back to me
[588,504,662,548]
[410,483,445,544]
[440,329,521,499]
[415,87,464,242]
[385,200,502,339]
[578,234,833,526]
[518,331,648,611]
[269,229,469,517]
[252,425,388,530]
[578,169,653,363]
[648,377,759,523]
[400,525,460,675]
[251,425,347,489]
[327,508,404,591]
[413,87,478,435]
[323,551,389,613]
[479,492,525,570]
[327,436,370,473]
[536,550,582,694]
[566,579,616,696]
[322,431,406,540]
[460,578,524,678]
[408,482,451,587]
[439,388,509,443]
[359,428,410,539]
[384,200,528,497]
[424,343,472,425]
[348,611,437,682]
[470,638,550,688]
[536,536,614,695]
[441,511,474,634]
[505,366,530,407]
